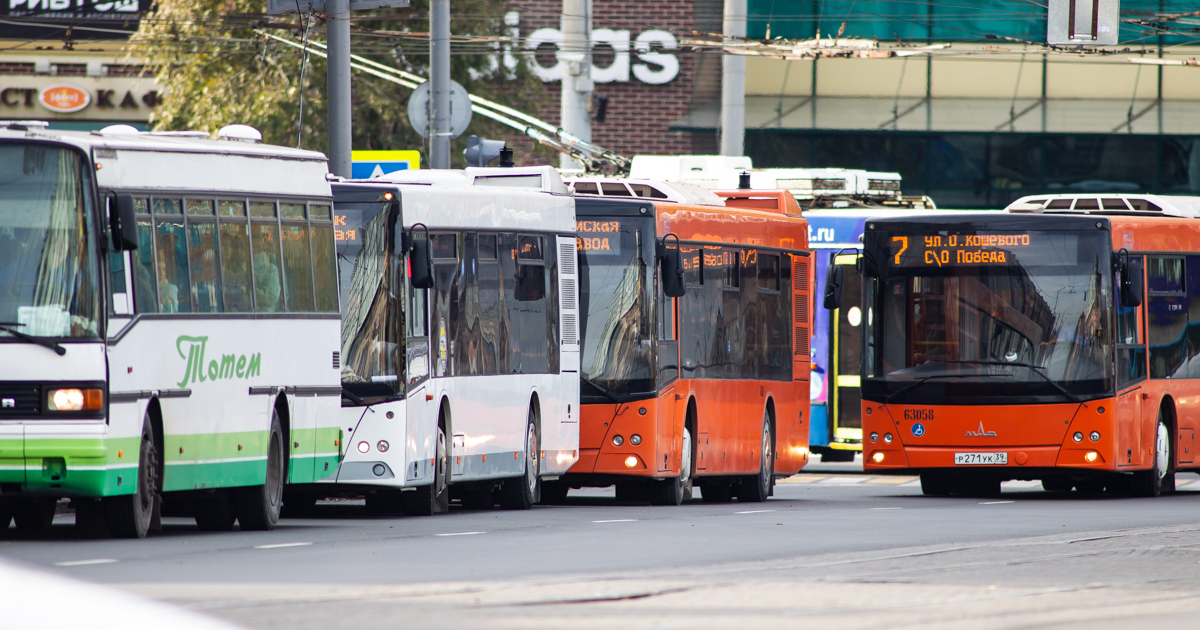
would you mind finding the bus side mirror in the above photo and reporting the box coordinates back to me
[409,237,434,289]
[1121,258,1143,308]
[109,194,138,251]
[661,249,685,297]
[823,264,844,310]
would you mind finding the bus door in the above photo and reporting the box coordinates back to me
[656,259,680,473]
[1115,255,1147,467]
[829,253,863,451]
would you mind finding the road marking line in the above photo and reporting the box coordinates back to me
[591,519,637,523]
[435,531,485,536]
[53,559,117,566]
[735,510,776,514]
[254,542,313,549]
[870,507,901,510]
[866,476,918,484]
[979,500,1015,505]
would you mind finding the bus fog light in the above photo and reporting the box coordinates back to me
[869,432,878,443]
[1085,451,1099,463]
[630,434,641,446]
[624,456,638,468]
[883,433,893,443]
[612,435,624,447]
[1073,432,1083,442]
[871,451,885,463]
[372,464,386,476]
[1089,431,1100,442]
[357,441,370,453]
[377,440,389,452]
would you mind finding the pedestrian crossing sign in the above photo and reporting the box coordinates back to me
[350,150,421,179]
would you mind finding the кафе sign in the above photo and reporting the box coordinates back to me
[0,78,158,120]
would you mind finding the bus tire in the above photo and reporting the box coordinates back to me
[652,426,694,506]
[234,410,285,530]
[920,473,952,496]
[700,480,732,503]
[736,414,774,503]
[104,413,159,539]
[403,424,450,516]
[14,498,57,531]
[193,492,237,531]
[1133,411,1173,497]
[498,411,540,510]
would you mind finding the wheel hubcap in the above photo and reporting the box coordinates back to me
[680,429,691,486]
[1156,422,1169,479]
[526,426,538,494]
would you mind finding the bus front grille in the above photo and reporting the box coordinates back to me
[0,385,40,417]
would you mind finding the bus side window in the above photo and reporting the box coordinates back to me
[280,203,315,312]
[310,204,339,313]
[153,198,191,313]
[1147,256,1186,379]
[131,198,158,313]
[249,201,283,313]
[1116,264,1146,386]
[516,235,549,374]
[477,233,501,374]
[185,199,222,313]
[219,200,253,312]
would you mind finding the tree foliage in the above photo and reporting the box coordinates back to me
[133,0,552,166]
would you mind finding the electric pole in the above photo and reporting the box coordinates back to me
[326,0,352,177]
[560,0,592,170]
[430,0,451,168]
[720,0,746,157]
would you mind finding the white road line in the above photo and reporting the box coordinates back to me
[980,500,1015,505]
[253,542,313,549]
[735,510,776,514]
[435,531,485,537]
[591,519,638,523]
[870,507,902,510]
[53,559,117,567]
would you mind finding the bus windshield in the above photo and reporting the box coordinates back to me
[0,143,101,340]
[334,192,404,401]
[864,228,1114,404]
[578,215,655,399]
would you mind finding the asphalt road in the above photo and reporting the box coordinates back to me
[5,473,1200,629]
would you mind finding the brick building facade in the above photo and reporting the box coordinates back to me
[508,0,719,159]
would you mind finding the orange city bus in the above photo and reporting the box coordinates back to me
[543,179,812,505]
[851,194,1200,496]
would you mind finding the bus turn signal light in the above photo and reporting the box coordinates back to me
[872,451,885,463]
[48,388,103,411]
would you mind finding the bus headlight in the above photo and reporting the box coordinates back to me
[1089,431,1100,442]
[871,451,885,463]
[869,432,879,443]
[47,388,104,411]
[624,456,638,468]
[1085,451,1099,462]
[612,435,624,447]
[1073,432,1083,442]
[883,433,893,443]
[630,434,642,446]
[357,441,370,453]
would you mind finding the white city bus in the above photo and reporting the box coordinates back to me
[0,123,341,537]
[291,166,579,514]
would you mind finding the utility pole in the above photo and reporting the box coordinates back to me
[720,0,746,157]
[430,0,451,168]
[560,0,592,170]
[326,0,352,177]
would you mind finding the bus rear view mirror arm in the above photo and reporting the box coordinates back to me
[659,234,685,298]
[109,193,138,252]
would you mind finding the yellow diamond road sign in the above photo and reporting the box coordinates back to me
[351,150,421,179]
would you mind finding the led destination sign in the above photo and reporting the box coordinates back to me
[576,220,623,255]
[889,232,1037,268]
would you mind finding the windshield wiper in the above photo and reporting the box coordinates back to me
[885,373,978,404]
[580,377,621,404]
[941,360,1080,403]
[0,322,65,356]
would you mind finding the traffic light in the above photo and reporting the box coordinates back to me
[464,135,507,167]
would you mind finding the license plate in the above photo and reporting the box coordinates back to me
[954,452,1008,465]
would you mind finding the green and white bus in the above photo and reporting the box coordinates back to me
[0,123,341,537]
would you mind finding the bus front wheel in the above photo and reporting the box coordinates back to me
[1133,412,1174,498]
[104,413,158,538]
[652,426,694,506]
[234,410,285,530]
[403,424,450,516]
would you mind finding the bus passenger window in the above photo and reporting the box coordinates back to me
[280,203,306,220]
[311,223,338,312]
[219,220,253,313]
[309,204,332,221]
[251,222,283,313]
[153,199,190,314]
[282,224,315,312]
[187,220,223,313]
[132,198,157,313]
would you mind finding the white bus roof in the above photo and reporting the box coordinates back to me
[562,177,726,207]
[1006,193,1200,218]
[0,123,332,198]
